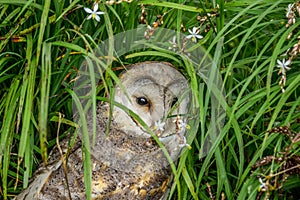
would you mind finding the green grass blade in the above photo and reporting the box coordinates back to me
[67,88,92,200]
[36,0,50,65]
[0,78,20,200]
[18,57,36,166]
[39,42,52,163]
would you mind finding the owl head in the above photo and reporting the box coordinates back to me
[113,61,190,143]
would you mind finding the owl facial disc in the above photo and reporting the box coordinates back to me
[113,61,190,139]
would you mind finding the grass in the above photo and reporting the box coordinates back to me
[1,0,300,199]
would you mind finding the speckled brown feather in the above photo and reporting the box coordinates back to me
[16,104,171,200]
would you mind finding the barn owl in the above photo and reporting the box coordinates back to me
[15,61,191,200]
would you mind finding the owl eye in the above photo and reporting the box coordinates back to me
[136,96,149,106]
[171,97,178,107]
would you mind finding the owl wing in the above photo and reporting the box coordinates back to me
[14,159,63,200]
[14,137,78,200]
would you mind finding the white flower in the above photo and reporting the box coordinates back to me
[277,58,291,75]
[144,25,155,38]
[169,36,177,51]
[154,120,165,132]
[186,27,203,43]
[258,178,267,191]
[286,3,294,18]
[173,118,190,132]
[84,3,105,22]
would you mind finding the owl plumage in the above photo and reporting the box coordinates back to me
[15,61,190,200]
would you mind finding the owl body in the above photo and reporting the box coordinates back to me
[15,62,190,200]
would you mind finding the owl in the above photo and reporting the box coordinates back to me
[15,61,191,200]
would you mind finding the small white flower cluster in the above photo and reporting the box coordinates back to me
[153,116,191,149]
[286,3,296,25]
[144,25,155,39]
[286,2,300,39]
[84,3,105,22]
[168,36,178,52]
[258,178,268,192]
[173,117,190,132]
[275,2,300,92]
[154,120,166,132]
[166,26,203,58]
[276,58,291,92]
[173,116,191,149]
[285,2,300,28]
[186,27,203,43]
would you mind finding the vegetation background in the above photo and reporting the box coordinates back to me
[0,0,300,199]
